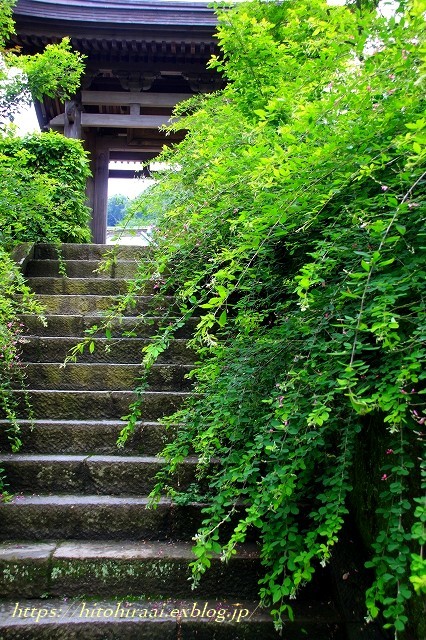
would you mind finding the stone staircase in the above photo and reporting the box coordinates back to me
[0,243,346,638]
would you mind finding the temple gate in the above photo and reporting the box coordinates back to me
[10,0,223,241]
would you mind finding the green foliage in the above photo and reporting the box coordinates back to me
[126,183,162,227]
[1,39,85,119]
[107,186,160,228]
[8,38,85,101]
[0,131,91,247]
[122,1,426,635]
[0,130,90,498]
[107,194,130,227]
[0,1,85,118]
[0,0,14,50]
[69,0,425,635]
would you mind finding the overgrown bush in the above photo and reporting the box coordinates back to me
[102,0,425,636]
[0,131,91,247]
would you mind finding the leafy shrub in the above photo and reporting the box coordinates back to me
[106,0,425,636]
[0,131,91,497]
[0,131,91,248]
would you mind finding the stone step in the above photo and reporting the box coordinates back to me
[15,294,176,315]
[25,259,140,279]
[0,454,202,495]
[20,314,197,339]
[20,363,193,391]
[21,337,194,364]
[9,390,191,420]
[0,598,344,639]
[0,495,251,545]
[33,243,148,261]
[0,541,260,599]
[0,496,204,542]
[0,420,172,456]
[26,278,131,296]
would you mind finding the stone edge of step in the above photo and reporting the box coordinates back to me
[0,540,259,561]
[0,454,204,464]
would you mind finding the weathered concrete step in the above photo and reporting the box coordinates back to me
[21,336,194,364]
[0,496,205,542]
[33,243,148,261]
[9,390,191,420]
[22,337,194,364]
[20,363,193,391]
[0,454,202,495]
[15,294,176,315]
[20,314,198,338]
[0,495,251,545]
[0,420,173,456]
[25,259,140,279]
[27,278,131,296]
[0,541,260,599]
[0,598,345,639]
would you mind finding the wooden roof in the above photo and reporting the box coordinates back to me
[14,0,217,24]
[12,1,218,43]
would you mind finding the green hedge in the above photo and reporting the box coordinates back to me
[0,131,91,248]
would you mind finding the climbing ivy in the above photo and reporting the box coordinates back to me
[73,0,425,635]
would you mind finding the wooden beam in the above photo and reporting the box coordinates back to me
[89,135,183,154]
[81,91,192,108]
[49,113,174,129]
[86,62,211,74]
[109,169,152,179]
[109,151,158,161]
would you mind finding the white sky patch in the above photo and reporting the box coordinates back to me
[108,177,155,199]
[377,0,400,18]
[12,101,39,134]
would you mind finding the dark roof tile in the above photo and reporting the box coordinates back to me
[14,0,218,26]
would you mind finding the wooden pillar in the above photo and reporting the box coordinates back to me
[65,102,100,242]
[91,144,110,244]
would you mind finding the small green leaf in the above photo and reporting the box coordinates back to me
[218,310,227,327]
[361,260,371,272]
